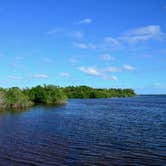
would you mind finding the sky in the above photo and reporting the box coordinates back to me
[0,0,166,94]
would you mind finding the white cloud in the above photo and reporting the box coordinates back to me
[69,58,79,65]
[121,25,164,43]
[102,65,134,73]
[46,28,84,40]
[46,28,63,35]
[32,74,48,79]
[111,76,118,81]
[100,37,122,50]
[104,37,120,47]
[42,57,54,63]
[78,64,135,81]
[80,25,164,51]
[123,64,135,71]
[79,66,101,76]
[100,54,114,61]
[78,66,119,81]
[76,18,92,24]
[59,72,70,77]
[74,42,96,49]
[103,66,121,73]
[9,62,18,68]
[7,75,22,80]
[70,31,83,39]
[102,25,165,49]
[102,74,118,81]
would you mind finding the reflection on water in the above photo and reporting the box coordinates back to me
[0,95,166,165]
[0,107,31,115]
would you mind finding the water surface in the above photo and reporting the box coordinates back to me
[0,95,166,165]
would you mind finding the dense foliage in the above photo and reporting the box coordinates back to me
[23,85,67,105]
[0,87,32,109]
[0,85,136,110]
[0,88,6,109]
[63,86,136,98]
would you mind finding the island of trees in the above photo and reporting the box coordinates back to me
[0,85,136,110]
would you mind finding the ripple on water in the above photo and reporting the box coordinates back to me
[0,96,166,165]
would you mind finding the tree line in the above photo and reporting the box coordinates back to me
[63,86,136,98]
[0,85,136,110]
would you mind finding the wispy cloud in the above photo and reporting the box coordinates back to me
[100,54,115,61]
[73,42,96,49]
[120,25,164,44]
[73,38,121,50]
[78,66,119,81]
[69,31,83,39]
[32,74,48,79]
[104,37,121,48]
[139,54,153,59]
[46,28,84,39]
[79,66,101,76]
[103,66,121,73]
[42,57,54,63]
[101,75,118,81]
[46,28,64,35]
[73,25,165,50]
[78,63,135,80]
[123,64,135,71]
[59,72,70,77]
[103,25,165,49]
[9,62,18,68]
[7,75,22,80]
[76,18,92,25]
[69,58,79,65]
[111,76,118,81]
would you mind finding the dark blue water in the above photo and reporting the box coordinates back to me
[0,95,166,165]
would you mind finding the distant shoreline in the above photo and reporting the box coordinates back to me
[0,85,136,110]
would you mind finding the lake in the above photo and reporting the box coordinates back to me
[0,95,165,165]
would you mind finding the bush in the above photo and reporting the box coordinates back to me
[5,87,33,109]
[23,85,67,105]
[63,86,136,98]
[0,85,136,111]
[0,88,7,109]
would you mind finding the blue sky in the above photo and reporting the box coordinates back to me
[0,0,166,94]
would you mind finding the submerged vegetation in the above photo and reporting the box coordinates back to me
[0,85,136,111]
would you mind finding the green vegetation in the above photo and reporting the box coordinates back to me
[0,85,136,111]
[63,86,136,98]
[0,87,33,110]
[0,88,6,109]
[23,85,67,105]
